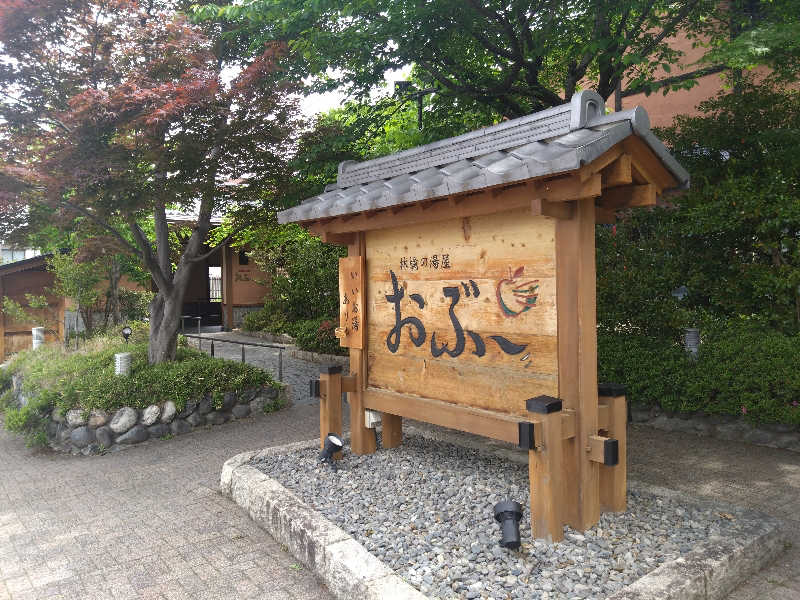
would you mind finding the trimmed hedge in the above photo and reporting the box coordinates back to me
[598,320,800,425]
[242,307,346,356]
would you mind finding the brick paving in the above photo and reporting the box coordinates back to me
[0,402,333,600]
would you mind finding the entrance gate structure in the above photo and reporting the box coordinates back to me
[278,91,689,542]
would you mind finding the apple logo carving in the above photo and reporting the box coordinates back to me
[496,266,539,318]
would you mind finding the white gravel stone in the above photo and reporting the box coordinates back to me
[251,434,753,600]
[65,409,87,428]
[141,405,161,426]
[160,401,177,423]
[109,407,137,434]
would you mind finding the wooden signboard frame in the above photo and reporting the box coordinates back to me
[306,140,680,542]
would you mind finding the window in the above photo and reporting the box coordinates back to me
[1,249,26,264]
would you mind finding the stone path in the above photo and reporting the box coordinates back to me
[1,331,798,599]
[0,402,334,600]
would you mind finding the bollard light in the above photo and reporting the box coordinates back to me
[121,326,132,344]
[493,500,523,550]
[319,433,343,469]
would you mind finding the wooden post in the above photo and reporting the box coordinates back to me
[319,366,343,459]
[555,196,601,531]
[347,233,377,455]
[382,414,403,448]
[527,396,564,542]
[222,245,234,330]
[599,384,627,513]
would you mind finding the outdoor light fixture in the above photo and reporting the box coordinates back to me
[494,500,524,550]
[319,433,343,470]
[121,326,132,344]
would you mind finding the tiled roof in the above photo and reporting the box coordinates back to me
[277,91,689,225]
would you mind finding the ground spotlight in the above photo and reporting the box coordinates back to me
[319,433,343,470]
[121,326,132,344]
[494,500,523,549]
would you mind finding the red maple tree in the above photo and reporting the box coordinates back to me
[0,0,300,363]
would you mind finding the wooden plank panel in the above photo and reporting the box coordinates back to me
[599,395,627,512]
[366,208,559,417]
[337,256,365,349]
[530,411,564,542]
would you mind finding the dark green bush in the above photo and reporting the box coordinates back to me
[289,317,345,356]
[4,391,55,447]
[598,320,800,425]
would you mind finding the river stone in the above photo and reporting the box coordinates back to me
[88,409,109,428]
[250,397,265,413]
[116,425,149,445]
[231,404,251,420]
[51,407,65,423]
[160,401,177,423]
[70,426,95,449]
[206,411,229,426]
[197,396,214,415]
[66,409,87,428]
[110,407,138,434]
[46,420,59,438]
[221,391,237,411]
[177,399,198,419]
[141,405,161,426]
[238,388,259,404]
[170,419,192,436]
[96,426,113,448]
[148,423,170,438]
[186,412,205,427]
[264,386,279,400]
[58,426,72,444]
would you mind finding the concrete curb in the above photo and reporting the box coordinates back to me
[224,433,787,600]
[221,440,425,600]
[288,348,349,366]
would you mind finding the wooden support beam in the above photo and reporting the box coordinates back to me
[601,184,656,210]
[320,231,356,245]
[597,404,609,430]
[532,198,575,220]
[588,435,619,466]
[561,409,576,440]
[577,146,624,182]
[347,232,377,455]
[599,394,627,512]
[601,155,632,188]
[319,367,343,459]
[382,414,403,448]
[529,410,564,542]
[535,173,601,203]
[341,375,358,393]
[622,137,678,192]
[595,206,617,224]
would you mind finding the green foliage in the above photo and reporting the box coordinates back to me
[118,288,154,322]
[289,317,343,356]
[599,322,800,425]
[3,327,278,416]
[47,251,103,317]
[3,392,53,447]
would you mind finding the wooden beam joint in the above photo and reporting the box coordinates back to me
[589,435,619,466]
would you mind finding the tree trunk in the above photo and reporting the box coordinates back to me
[107,258,122,325]
[148,290,184,364]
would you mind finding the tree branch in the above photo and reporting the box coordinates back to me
[59,198,140,256]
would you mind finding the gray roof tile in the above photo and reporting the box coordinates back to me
[278,92,689,225]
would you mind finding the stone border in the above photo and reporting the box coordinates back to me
[224,431,787,600]
[631,406,800,453]
[287,348,349,366]
[221,439,425,600]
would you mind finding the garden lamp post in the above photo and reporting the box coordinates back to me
[121,326,132,344]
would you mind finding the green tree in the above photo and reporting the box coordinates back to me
[196,0,720,117]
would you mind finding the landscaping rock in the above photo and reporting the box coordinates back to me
[264,386,279,400]
[88,409,109,428]
[170,419,192,436]
[70,426,95,449]
[96,426,113,448]
[186,412,205,427]
[177,400,197,419]
[250,397,266,413]
[238,387,259,404]
[58,426,72,444]
[148,423,170,438]
[51,407,65,423]
[206,411,229,426]
[197,396,214,415]
[46,420,59,438]
[83,443,101,456]
[231,404,251,420]
[160,401,177,423]
[110,407,138,434]
[116,425,149,445]
[141,405,161,426]
[66,409,87,428]
[221,391,237,411]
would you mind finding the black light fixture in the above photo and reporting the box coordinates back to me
[494,500,523,550]
[121,326,132,344]
[393,81,435,130]
[319,433,343,470]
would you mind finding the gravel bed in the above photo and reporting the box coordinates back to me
[251,434,753,600]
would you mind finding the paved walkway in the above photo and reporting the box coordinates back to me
[1,331,797,599]
[0,403,333,600]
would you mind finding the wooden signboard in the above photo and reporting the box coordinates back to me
[336,255,365,349]
[366,208,558,416]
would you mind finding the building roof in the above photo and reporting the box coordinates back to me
[277,91,689,225]
[0,254,48,277]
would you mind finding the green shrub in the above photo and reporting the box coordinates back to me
[4,391,54,447]
[118,288,154,321]
[242,303,289,334]
[290,317,346,356]
[598,320,800,425]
